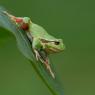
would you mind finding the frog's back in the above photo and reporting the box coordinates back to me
[29,23,56,40]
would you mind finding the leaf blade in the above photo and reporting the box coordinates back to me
[0,7,64,95]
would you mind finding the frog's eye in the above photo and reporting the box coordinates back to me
[54,41,60,45]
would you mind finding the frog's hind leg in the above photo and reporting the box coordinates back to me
[33,49,55,78]
[32,38,55,78]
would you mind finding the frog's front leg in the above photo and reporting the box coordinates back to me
[32,38,55,78]
[32,38,43,61]
[33,49,41,61]
[32,38,48,64]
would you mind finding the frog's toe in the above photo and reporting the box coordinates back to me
[34,49,40,61]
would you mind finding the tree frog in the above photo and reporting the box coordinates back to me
[3,11,65,78]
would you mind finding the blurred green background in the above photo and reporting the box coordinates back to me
[0,0,95,95]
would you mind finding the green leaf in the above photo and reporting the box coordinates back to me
[0,7,64,95]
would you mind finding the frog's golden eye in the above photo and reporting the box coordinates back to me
[54,41,60,45]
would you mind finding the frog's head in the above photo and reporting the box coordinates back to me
[41,38,65,53]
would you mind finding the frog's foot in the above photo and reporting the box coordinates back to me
[3,11,16,20]
[33,49,46,64]
[3,11,23,23]
[3,11,11,16]
[34,49,40,61]
[33,49,55,78]
[44,58,55,79]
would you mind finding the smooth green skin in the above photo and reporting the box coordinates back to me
[23,17,65,54]
[17,17,65,78]
[3,11,65,54]
[3,12,65,78]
